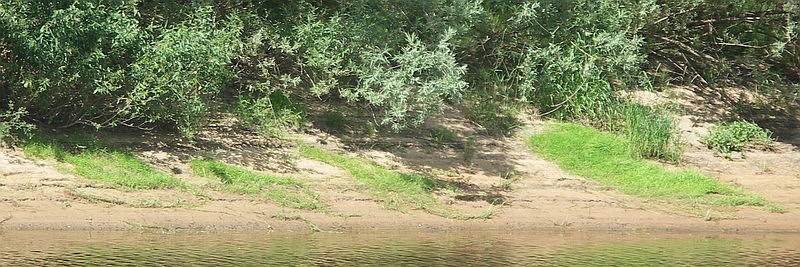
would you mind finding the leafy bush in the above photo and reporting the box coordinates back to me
[624,104,683,162]
[127,6,242,137]
[0,1,144,127]
[348,31,467,130]
[0,104,35,143]
[702,121,774,157]
[1,0,798,139]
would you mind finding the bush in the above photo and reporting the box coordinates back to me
[624,104,683,162]
[127,6,242,137]
[702,121,774,157]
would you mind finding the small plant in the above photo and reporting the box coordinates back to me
[702,121,773,157]
[462,136,477,164]
[235,92,305,137]
[500,168,522,191]
[429,126,458,147]
[463,97,521,136]
[0,104,35,144]
[323,111,348,133]
[766,204,788,213]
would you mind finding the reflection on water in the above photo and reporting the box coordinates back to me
[1,230,800,266]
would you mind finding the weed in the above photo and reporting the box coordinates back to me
[429,126,458,147]
[702,120,773,158]
[462,97,521,136]
[190,159,323,210]
[478,205,496,220]
[759,160,772,174]
[431,168,458,178]
[766,204,788,213]
[67,188,127,206]
[500,168,522,191]
[323,111,347,133]
[624,104,683,162]
[527,123,771,212]
[299,144,475,219]
[235,92,306,137]
[271,212,326,233]
[0,104,35,144]
[462,136,476,164]
[67,188,190,208]
[703,210,718,221]
[68,150,185,190]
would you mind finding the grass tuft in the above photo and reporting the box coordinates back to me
[190,160,323,210]
[527,123,769,209]
[624,104,683,162]
[299,144,476,219]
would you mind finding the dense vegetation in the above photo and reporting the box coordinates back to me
[2,1,798,160]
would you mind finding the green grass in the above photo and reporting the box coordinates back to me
[527,123,770,209]
[624,104,683,162]
[189,160,323,210]
[299,144,476,219]
[22,134,184,190]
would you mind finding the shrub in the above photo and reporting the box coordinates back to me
[702,121,774,157]
[346,30,468,130]
[0,104,35,144]
[127,6,242,137]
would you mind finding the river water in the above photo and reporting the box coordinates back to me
[1,230,799,266]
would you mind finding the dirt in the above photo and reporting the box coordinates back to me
[1,86,799,233]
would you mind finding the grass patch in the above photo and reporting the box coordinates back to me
[527,123,769,209]
[22,134,184,190]
[299,145,476,219]
[189,160,323,210]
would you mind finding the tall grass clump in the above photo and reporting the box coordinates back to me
[702,121,773,157]
[190,160,323,210]
[624,104,683,162]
